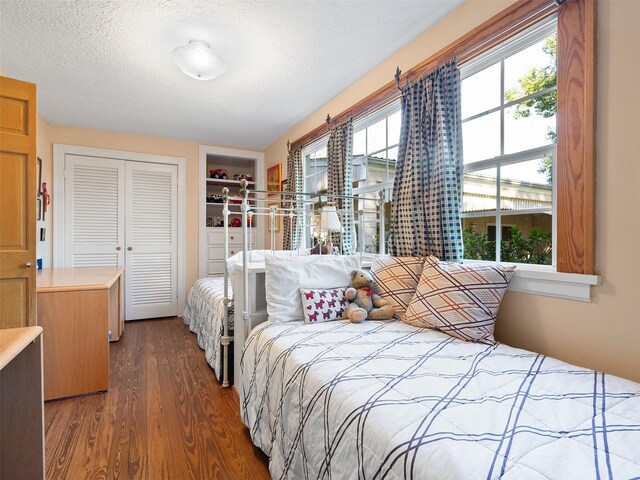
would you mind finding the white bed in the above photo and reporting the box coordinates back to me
[183,250,309,384]
[240,319,640,479]
[183,276,233,382]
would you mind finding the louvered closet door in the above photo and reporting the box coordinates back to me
[125,162,178,320]
[64,155,125,268]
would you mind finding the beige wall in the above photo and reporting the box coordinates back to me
[498,0,640,382]
[264,0,640,382]
[36,115,52,267]
[35,120,251,294]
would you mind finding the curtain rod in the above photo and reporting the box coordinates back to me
[289,0,558,152]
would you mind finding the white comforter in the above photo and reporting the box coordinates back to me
[240,320,640,480]
[183,277,233,381]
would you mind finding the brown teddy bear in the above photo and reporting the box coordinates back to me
[345,270,395,323]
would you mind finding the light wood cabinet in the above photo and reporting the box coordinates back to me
[36,267,123,401]
[0,327,45,480]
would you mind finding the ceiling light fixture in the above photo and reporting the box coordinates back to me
[172,40,227,81]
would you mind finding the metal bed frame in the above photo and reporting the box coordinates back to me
[218,180,387,387]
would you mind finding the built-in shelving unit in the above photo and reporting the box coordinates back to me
[198,145,265,278]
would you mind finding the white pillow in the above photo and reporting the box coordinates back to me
[265,254,361,323]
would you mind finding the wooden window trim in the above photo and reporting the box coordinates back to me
[290,0,595,275]
[556,0,596,274]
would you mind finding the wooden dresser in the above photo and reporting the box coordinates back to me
[37,267,123,401]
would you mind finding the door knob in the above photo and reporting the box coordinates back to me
[127,246,133,251]
[116,245,122,250]
[25,262,32,268]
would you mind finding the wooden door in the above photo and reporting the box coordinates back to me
[0,76,36,328]
[124,161,178,319]
[63,155,125,268]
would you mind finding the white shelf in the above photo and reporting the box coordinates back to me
[206,178,255,187]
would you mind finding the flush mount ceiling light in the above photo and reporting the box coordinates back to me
[172,40,227,80]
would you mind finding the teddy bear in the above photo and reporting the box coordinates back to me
[344,269,395,323]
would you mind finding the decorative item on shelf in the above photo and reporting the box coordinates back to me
[206,194,223,203]
[227,216,254,228]
[206,216,215,227]
[233,173,253,182]
[209,169,228,179]
[267,163,282,196]
[215,216,223,227]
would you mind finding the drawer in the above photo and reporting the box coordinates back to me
[207,228,255,246]
[208,245,241,260]
[208,260,225,275]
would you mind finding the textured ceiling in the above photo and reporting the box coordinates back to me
[0,0,462,149]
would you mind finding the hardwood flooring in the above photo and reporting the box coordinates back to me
[44,317,270,480]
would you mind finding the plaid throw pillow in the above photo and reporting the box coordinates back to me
[299,288,349,324]
[402,262,515,344]
[371,256,438,318]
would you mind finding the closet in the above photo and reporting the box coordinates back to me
[60,154,178,320]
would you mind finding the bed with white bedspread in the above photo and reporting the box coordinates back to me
[240,319,640,479]
[183,276,233,381]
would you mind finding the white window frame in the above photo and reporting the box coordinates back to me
[461,16,557,266]
[460,14,600,301]
[302,137,329,247]
[302,137,329,196]
[352,100,401,255]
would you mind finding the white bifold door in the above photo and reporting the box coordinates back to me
[64,155,178,320]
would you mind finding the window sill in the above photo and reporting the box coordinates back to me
[508,265,601,302]
[463,261,601,302]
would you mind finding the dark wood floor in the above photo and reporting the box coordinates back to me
[44,317,270,480]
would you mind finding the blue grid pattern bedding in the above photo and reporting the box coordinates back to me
[183,277,233,381]
[240,320,640,479]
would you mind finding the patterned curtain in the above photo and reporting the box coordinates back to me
[283,146,303,250]
[327,120,355,254]
[389,60,463,261]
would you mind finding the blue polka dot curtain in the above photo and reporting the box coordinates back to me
[389,60,463,262]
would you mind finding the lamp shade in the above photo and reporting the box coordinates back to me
[172,40,227,80]
[320,206,341,232]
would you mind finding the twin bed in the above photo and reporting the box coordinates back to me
[184,184,640,479]
[183,276,233,382]
[240,320,640,479]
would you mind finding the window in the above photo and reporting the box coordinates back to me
[461,17,556,265]
[302,139,328,246]
[352,103,401,188]
[303,140,328,196]
[352,102,401,254]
